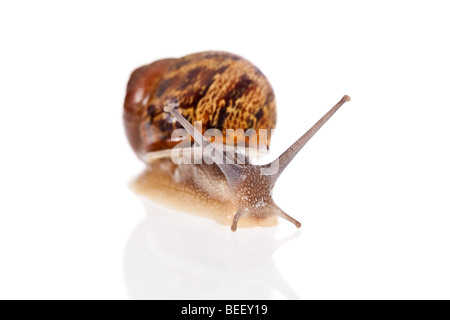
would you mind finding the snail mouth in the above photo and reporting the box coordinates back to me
[231,188,301,232]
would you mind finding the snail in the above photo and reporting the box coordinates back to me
[124,51,350,231]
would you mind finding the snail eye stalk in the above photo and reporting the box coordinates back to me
[164,103,243,182]
[263,95,351,182]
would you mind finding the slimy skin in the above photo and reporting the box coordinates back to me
[131,159,278,228]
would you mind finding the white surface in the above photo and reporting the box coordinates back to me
[1,1,449,300]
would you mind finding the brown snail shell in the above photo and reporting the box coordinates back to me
[124,51,276,157]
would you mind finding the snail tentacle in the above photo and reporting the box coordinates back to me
[263,95,351,181]
[164,102,244,183]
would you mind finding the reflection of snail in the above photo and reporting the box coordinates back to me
[124,51,350,231]
[124,199,301,299]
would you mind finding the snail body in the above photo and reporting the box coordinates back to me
[124,51,350,231]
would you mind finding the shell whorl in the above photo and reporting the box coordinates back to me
[123,51,277,157]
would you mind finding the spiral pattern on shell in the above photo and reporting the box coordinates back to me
[124,51,277,156]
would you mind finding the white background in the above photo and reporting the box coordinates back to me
[1,1,449,300]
